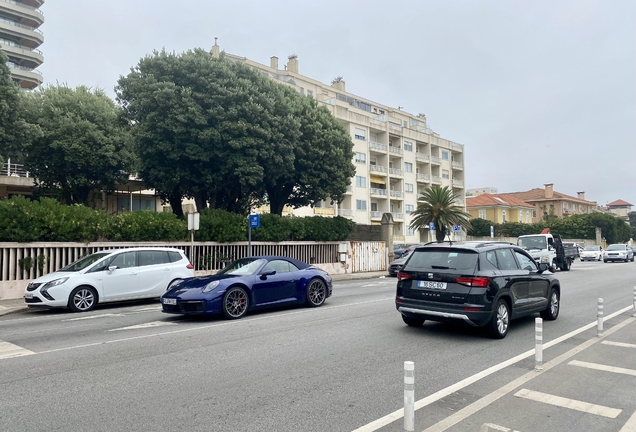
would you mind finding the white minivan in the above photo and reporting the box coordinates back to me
[24,248,194,312]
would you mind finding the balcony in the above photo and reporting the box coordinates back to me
[391,212,404,220]
[431,156,442,165]
[416,152,430,162]
[1,160,30,178]
[389,190,403,198]
[431,176,442,184]
[452,143,464,152]
[371,211,383,219]
[0,17,44,47]
[346,185,353,193]
[452,179,464,188]
[8,64,42,89]
[369,164,388,174]
[452,161,463,170]
[314,207,336,216]
[416,173,430,183]
[393,235,405,242]
[370,188,387,196]
[338,208,353,217]
[389,168,403,177]
[0,0,44,27]
[388,123,402,133]
[369,141,387,153]
[389,146,403,155]
[0,41,44,68]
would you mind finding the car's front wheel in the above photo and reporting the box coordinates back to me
[402,315,424,327]
[487,299,510,339]
[222,287,249,319]
[540,288,560,320]
[306,278,327,307]
[68,286,97,312]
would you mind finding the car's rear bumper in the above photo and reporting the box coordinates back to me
[396,300,493,327]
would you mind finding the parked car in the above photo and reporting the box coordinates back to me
[604,244,635,263]
[393,244,407,259]
[395,241,560,339]
[24,248,194,312]
[161,256,332,319]
[389,250,413,277]
[580,245,604,261]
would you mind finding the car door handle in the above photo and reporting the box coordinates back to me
[130,272,138,276]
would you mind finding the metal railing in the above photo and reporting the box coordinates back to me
[389,168,403,176]
[416,173,430,182]
[431,156,442,164]
[370,188,387,196]
[389,146,403,155]
[0,38,43,54]
[371,211,383,219]
[338,209,353,217]
[416,152,430,162]
[369,164,388,174]
[389,123,402,132]
[0,0,44,14]
[452,179,464,187]
[0,16,43,33]
[452,161,463,169]
[7,61,42,74]
[391,212,404,220]
[369,141,387,151]
[432,176,442,183]
[390,190,403,198]
[1,161,30,177]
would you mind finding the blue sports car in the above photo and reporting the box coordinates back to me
[161,256,333,319]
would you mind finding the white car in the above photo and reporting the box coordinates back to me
[580,245,603,261]
[24,248,194,312]
[604,244,635,263]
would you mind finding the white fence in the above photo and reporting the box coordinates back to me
[0,241,387,300]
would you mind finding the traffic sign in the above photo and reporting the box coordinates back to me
[249,214,260,228]
[429,222,435,231]
[453,225,461,232]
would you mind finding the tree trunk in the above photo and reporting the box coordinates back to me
[267,185,293,216]
[435,225,447,242]
[167,189,184,218]
[194,192,207,214]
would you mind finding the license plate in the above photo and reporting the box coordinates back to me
[163,298,177,305]
[417,281,447,290]
[24,292,33,299]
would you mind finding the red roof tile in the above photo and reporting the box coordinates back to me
[466,193,534,209]
[607,199,633,207]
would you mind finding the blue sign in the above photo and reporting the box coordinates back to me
[249,214,261,228]
[429,222,435,231]
[453,225,461,232]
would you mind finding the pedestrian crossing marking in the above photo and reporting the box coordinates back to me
[0,340,35,360]
[569,360,636,377]
[514,388,621,418]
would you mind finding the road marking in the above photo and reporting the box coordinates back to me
[480,424,522,432]
[352,307,634,432]
[569,360,636,377]
[514,388,621,418]
[63,313,124,321]
[131,307,162,312]
[0,340,35,360]
[108,321,177,332]
[620,409,636,432]
[0,305,9,312]
[602,340,636,349]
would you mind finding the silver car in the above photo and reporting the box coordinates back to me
[580,245,603,261]
[604,244,635,263]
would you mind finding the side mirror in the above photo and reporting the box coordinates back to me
[108,265,118,272]
[537,263,549,273]
[261,269,276,278]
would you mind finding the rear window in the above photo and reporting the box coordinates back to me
[403,248,478,271]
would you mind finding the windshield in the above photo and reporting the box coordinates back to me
[606,244,626,251]
[584,246,600,251]
[60,252,111,272]
[217,258,266,276]
[517,236,547,250]
[403,249,478,271]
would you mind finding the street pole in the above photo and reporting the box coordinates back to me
[248,224,252,257]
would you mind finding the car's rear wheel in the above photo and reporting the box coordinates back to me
[306,278,327,307]
[68,286,97,312]
[540,288,560,320]
[487,299,510,339]
[402,315,425,327]
[222,287,249,319]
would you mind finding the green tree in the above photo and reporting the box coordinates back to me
[628,211,636,228]
[0,50,38,167]
[410,185,471,242]
[540,204,559,224]
[22,85,136,205]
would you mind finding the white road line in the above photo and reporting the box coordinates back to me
[352,306,634,432]
[131,307,162,312]
[0,341,35,360]
[108,321,177,332]
[569,360,636,377]
[602,340,636,349]
[63,313,124,321]
[620,409,636,432]
[514,388,621,418]
[480,424,522,432]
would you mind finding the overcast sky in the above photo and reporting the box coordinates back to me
[38,0,636,207]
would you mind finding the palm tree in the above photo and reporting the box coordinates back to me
[410,185,471,242]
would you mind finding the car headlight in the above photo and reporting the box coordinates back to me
[41,277,69,291]
[202,281,220,293]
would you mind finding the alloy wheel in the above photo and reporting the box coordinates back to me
[73,288,95,311]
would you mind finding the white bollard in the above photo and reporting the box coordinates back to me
[404,361,414,432]
[633,286,636,318]
[597,298,604,337]
[535,317,543,371]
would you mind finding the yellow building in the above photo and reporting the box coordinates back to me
[466,193,534,224]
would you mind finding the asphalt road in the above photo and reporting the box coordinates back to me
[0,260,635,432]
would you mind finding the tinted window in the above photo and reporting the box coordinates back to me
[139,250,170,266]
[109,251,137,269]
[404,249,478,271]
[514,251,537,271]
[61,252,111,272]
[217,258,266,275]
[262,260,294,274]
[479,251,499,271]
[168,251,183,262]
[495,249,519,270]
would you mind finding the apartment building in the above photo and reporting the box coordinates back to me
[0,0,44,89]
[216,43,466,244]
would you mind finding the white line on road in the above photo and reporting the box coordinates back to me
[352,306,635,432]
[131,307,162,312]
[63,313,124,321]
[108,321,177,331]
[0,340,35,360]
[602,340,636,349]
[569,360,636,377]
[620,409,636,432]
[480,423,522,432]
[514,388,621,418]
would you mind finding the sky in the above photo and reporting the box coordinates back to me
[37,0,636,207]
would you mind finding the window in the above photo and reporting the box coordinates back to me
[442,151,449,160]
[139,250,170,266]
[519,211,523,223]
[404,162,413,173]
[495,249,518,270]
[168,251,184,262]
[514,251,537,271]
[532,209,537,218]
[478,209,486,219]
[442,170,450,179]
[117,197,156,212]
[307,90,313,98]
[563,202,569,211]
[404,141,413,152]
[299,87,304,95]
[371,202,378,211]
[406,204,414,214]
[356,200,367,211]
[355,152,366,164]
[261,259,298,274]
[403,121,408,127]
[355,176,366,187]
[405,183,414,193]
[354,128,366,140]
[526,211,530,223]
[109,251,137,269]
[502,210,507,222]
[406,227,415,236]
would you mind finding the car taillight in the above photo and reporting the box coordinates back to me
[455,277,490,287]
[397,271,411,281]
[187,263,194,269]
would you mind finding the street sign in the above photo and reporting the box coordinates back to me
[429,222,435,231]
[187,213,200,231]
[453,225,461,232]
[249,214,261,228]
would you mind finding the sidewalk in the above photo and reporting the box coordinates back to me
[0,271,390,317]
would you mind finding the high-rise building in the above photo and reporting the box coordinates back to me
[0,0,44,89]
[214,42,466,244]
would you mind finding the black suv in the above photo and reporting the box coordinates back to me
[395,241,560,339]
